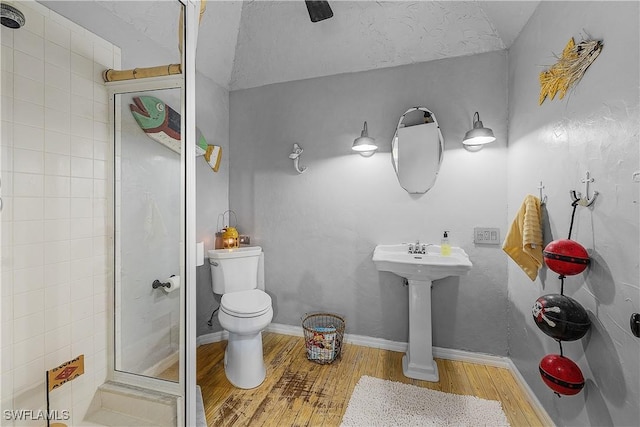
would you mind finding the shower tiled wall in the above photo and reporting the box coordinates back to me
[1,1,119,424]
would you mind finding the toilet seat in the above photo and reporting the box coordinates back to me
[221,289,272,318]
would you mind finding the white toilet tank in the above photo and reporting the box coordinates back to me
[208,246,264,294]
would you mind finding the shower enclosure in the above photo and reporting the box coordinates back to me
[0,0,198,424]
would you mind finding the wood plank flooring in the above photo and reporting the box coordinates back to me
[197,332,546,427]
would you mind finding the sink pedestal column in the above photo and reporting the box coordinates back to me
[402,279,439,382]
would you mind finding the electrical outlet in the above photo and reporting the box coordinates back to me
[474,227,500,245]
[239,235,251,245]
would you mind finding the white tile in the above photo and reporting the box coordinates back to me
[45,108,70,134]
[45,130,70,155]
[93,44,113,69]
[70,94,93,120]
[93,101,108,123]
[1,195,12,221]
[69,238,92,261]
[12,356,43,393]
[13,219,44,244]
[19,4,45,37]
[71,32,92,60]
[44,84,71,112]
[1,119,13,147]
[71,318,93,343]
[44,218,70,242]
[13,265,44,294]
[13,311,44,342]
[44,152,70,176]
[44,345,71,373]
[45,40,70,70]
[13,173,43,197]
[93,179,107,200]
[13,75,44,106]
[93,293,107,315]
[45,63,70,92]
[93,196,106,216]
[69,217,92,240]
[13,30,44,59]
[70,177,92,198]
[1,46,13,72]
[2,348,13,374]
[93,159,105,179]
[1,170,12,196]
[93,274,108,297]
[92,254,107,276]
[12,241,42,270]
[14,123,44,151]
[44,282,70,310]
[14,50,44,83]
[12,196,43,221]
[69,258,92,281]
[1,70,13,97]
[93,121,109,142]
[71,336,93,362]
[44,240,69,265]
[71,52,93,80]
[70,156,92,178]
[44,325,71,353]
[93,82,108,105]
[13,148,43,173]
[93,141,108,161]
[70,198,92,218]
[43,197,70,219]
[45,19,70,50]
[2,297,13,325]
[1,95,13,122]
[13,99,44,128]
[70,115,93,139]
[43,261,70,287]
[70,136,93,159]
[92,236,106,257]
[71,75,93,100]
[13,335,44,366]
[70,296,92,322]
[13,289,44,318]
[44,175,70,197]
[1,26,14,48]
[44,305,71,332]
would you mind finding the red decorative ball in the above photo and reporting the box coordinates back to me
[539,354,585,395]
[532,294,591,341]
[543,239,590,276]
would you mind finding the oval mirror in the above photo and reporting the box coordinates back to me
[391,107,444,194]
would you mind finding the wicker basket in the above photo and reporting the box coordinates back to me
[302,313,345,364]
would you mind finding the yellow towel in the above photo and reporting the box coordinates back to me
[503,195,543,281]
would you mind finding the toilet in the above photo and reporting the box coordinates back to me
[208,246,273,389]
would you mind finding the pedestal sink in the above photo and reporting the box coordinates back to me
[372,244,472,382]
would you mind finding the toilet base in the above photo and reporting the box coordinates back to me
[224,331,266,389]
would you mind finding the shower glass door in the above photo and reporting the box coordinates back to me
[111,78,184,388]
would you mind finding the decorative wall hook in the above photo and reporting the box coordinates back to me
[570,170,599,207]
[289,143,307,174]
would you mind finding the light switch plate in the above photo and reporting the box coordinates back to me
[474,227,500,245]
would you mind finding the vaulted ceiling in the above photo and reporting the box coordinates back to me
[41,1,540,91]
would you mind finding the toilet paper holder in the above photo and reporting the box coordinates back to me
[152,275,176,289]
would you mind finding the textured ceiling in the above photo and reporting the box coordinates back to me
[40,1,540,91]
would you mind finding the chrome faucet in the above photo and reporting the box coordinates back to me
[408,241,427,254]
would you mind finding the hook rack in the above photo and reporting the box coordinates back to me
[538,181,547,205]
[570,170,599,207]
[289,143,307,174]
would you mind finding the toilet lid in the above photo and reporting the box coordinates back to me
[221,289,272,318]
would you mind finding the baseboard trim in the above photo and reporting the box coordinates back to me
[506,359,556,426]
[196,323,552,425]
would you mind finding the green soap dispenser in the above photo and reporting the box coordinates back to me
[440,231,451,256]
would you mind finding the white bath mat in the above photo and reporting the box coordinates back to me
[340,375,510,427]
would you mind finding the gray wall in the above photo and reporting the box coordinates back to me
[507,2,640,426]
[195,74,229,336]
[228,51,510,355]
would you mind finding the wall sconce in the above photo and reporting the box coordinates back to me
[222,226,239,249]
[462,112,496,151]
[352,121,378,157]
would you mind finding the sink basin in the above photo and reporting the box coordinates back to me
[372,243,472,382]
[373,244,472,281]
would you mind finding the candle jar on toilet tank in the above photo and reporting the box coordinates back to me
[222,227,239,249]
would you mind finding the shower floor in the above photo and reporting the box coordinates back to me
[196,332,545,426]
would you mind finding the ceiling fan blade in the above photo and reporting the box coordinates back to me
[305,1,333,23]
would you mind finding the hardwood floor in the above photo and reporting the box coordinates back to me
[197,332,546,427]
